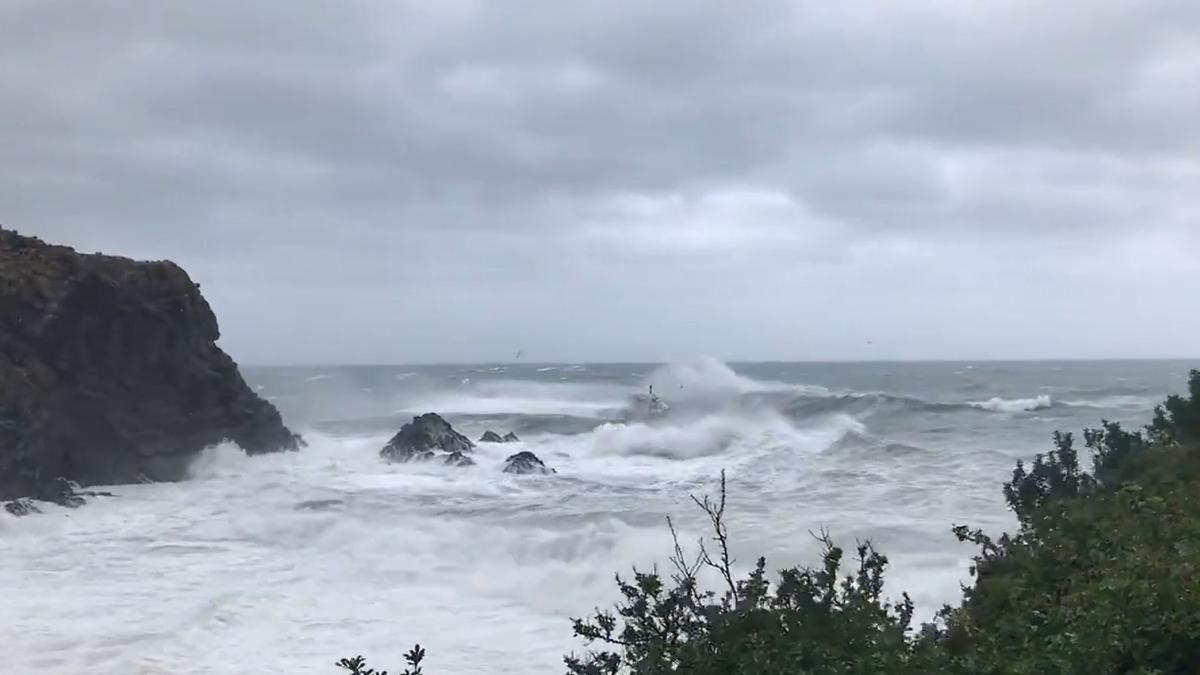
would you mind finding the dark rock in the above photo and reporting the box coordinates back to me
[36,476,85,508]
[381,413,474,463]
[444,451,475,467]
[78,489,116,498]
[502,451,555,475]
[4,498,40,516]
[0,228,302,505]
[480,430,520,443]
[295,498,344,511]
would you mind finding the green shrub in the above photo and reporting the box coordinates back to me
[933,370,1200,674]
[336,646,426,675]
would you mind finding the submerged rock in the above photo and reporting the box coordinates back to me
[480,430,520,443]
[502,451,555,475]
[3,498,40,517]
[444,451,476,467]
[36,477,85,508]
[381,413,474,464]
[295,498,345,512]
[0,228,302,508]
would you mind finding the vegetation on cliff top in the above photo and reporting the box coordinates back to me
[341,370,1200,674]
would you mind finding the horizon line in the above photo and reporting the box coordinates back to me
[239,357,1200,368]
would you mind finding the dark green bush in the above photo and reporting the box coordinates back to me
[934,450,1200,674]
[336,645,426,675]
[930,370,1200,674]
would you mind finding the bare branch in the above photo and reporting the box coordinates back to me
[690,470,737,601]
[667,516,705,586]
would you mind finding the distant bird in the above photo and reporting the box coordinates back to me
[514,349,525,360]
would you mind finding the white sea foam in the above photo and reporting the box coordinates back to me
[969,394,1054,412]
[1060,394,1156,409]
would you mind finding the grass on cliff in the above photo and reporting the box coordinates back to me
[340,370,1200,674]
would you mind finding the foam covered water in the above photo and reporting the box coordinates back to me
[0,359,1189,674]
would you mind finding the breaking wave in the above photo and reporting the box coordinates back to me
[562,411,863,462]
[642,357,801,398]
[968,395,1055,413]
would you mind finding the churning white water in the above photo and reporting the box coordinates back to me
[0,359,1185,674]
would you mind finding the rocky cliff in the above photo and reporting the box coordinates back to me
[0,228,300,506]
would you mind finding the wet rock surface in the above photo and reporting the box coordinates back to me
[0,228,301,509]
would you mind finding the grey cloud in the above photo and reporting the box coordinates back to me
[0,0,1197,362]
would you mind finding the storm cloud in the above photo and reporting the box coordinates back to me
[2,0,1197,362]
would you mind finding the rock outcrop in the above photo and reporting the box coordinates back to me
[3,498,40,516]
[479,430,520,443]
[0,228,301,510]
[502,451,554,475]
[381,413,474,464]
[444,451,475,467]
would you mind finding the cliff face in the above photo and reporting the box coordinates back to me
[0,228,300,504]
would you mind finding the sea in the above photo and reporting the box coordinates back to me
[1,358,1193,674]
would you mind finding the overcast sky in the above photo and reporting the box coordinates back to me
[1,1,1197,364]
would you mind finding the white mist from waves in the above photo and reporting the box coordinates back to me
[400,357,803,421]
[396,378,631,418]
[641,356,806,399]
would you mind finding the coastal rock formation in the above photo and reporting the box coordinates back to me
[444,451,475,467]
[502,451,554,475]
[381,413,474,463]
[479,430,521,443]
[3,498,40,516]
[0,228,301,511]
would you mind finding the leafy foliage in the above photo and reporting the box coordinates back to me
[934,453,1200,674]
[1148,369,1200,447]
[336,646,426,675]
[1001,430,1092,523]
[564,472,921,675]
[933,369,1200,673]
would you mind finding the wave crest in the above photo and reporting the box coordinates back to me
[643,357,795,398]
[968,395,1054,413]
[569,411,863,461]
